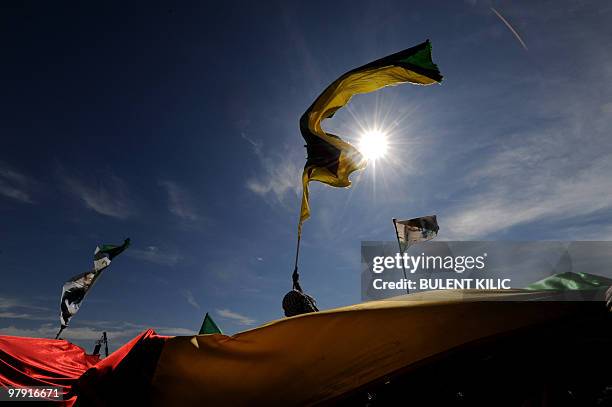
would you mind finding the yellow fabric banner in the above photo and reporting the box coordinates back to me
[150,289,597,406]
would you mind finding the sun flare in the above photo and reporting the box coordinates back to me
[358,129,389,161]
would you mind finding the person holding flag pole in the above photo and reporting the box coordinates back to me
[285,41,443,315]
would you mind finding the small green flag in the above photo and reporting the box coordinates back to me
[199,312,222,335]
[526,272,612,291]
[96,238,131,261]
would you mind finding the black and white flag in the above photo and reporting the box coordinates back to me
[58,239,130,333]
[393,216,439,252]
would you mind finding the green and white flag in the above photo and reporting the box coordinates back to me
[393,216,439,252]
[58,238,130,332]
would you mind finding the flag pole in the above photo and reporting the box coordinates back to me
[55,326,65,340]
[292,228,303,292]
[103,332,108,357]
[392,218,410,294]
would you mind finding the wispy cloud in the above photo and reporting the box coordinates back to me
[0,296,54,321]
[70,320,195,337]
[445,160,612,239]
[0,312,55,321]
[490,7,529,51]
[126,246,182,266]
[62,171,133,219]
[0,163,34,204]
[0,324,104,341]
[216,308,256,326]
[244,133,302,204]
[154,326,195,336]
[159,180,200,221]
[241,132,263,156]
[435,16,612,240]
[246,160,301,202]
[182,290,200,310]
[0,321,194,349]
[444,110,612,239]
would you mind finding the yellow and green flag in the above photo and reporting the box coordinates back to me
[298,40,443,233]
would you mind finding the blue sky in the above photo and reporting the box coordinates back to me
[1,0,612,350]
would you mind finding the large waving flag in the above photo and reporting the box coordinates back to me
[57,238,130,337]
[298,40,443,233]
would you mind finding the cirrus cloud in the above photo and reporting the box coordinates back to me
[216,308,256,326]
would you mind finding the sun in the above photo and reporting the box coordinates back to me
[358,129,389,161]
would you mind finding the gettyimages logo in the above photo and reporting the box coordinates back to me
[371,252,487,274]
[361,241,612,301]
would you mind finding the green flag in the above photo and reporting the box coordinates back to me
[526,272,612,291]
[199,312,222,335]
[96,238,131,261]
